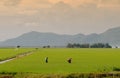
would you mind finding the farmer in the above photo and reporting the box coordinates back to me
[45,57,48,63]
[67,58,72,63]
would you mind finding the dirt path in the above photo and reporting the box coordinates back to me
[0,50,37,64]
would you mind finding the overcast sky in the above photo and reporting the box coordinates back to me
[0,0,120,41]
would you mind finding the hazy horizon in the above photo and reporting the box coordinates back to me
[0,0,120,41]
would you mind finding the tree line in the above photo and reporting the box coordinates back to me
[67,43,112,48]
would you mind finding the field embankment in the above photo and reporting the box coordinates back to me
[0,48,36,65]
[1,72,120,78]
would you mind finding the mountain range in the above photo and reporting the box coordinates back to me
[0,27,120,47]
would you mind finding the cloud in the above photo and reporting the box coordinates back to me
[50,1,72,13]
[1,0,120,9]
[19,0,52,8]
[100,0,120,4]
[0,0,53,15]
[24,22,40,27]
[1,0,51,7]
[1,0,22,7]
[99,0,120,8]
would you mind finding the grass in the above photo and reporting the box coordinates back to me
[0,48,120,74]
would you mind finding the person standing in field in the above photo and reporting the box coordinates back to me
[45,57,48,63]
[67,58,72,63]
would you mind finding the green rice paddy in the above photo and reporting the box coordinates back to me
[0,48,120,73]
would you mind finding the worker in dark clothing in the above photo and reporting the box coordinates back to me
[45,57,48,63]
[67,58,72,63]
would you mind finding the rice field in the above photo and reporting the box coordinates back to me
[0,48,120,74]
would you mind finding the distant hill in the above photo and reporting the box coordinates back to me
[0,27,120,47]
